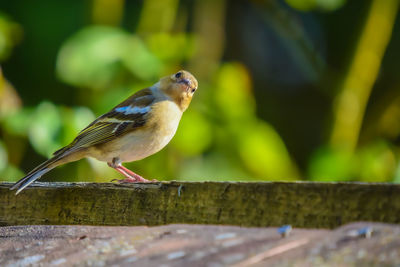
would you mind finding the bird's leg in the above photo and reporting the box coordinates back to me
[108,158,154,183]
[116,165,152,182]
[108,163,137,183]
[108,158,137,182]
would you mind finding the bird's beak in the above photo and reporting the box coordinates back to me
[179,79,191,87]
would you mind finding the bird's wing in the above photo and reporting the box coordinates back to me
[54,88,156,155]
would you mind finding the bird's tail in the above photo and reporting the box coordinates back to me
[10,154,67,195]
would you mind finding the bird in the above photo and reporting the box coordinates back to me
[11,70,198,194]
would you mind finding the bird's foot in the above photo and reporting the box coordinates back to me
[108,160,157,183]
[117,165,156,182]
[111,176,157,183]
[111,177,139,183]
[111,174,155,183]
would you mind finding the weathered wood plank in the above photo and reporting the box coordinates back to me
[1,181,400,228]
[4,223,398,266]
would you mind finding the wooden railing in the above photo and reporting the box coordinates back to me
[1,181,400,228]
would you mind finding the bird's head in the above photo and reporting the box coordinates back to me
[158,70,198,111]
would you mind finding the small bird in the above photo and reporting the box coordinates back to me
[11,70,198,194]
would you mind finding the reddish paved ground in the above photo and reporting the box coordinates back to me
[1,222,399,266]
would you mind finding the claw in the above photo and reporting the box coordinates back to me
[112,177,138,183]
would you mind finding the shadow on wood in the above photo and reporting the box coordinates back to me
[1,181,400,228]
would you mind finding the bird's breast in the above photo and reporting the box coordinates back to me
[148,100,183,149]
[109,100,182,162]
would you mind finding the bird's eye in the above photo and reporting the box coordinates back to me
[191,88,196,93]
[175,72,182,79]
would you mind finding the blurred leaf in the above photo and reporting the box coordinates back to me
[357,141,396,182]
[147,33,196,63]
[316,0,346,11]
[238,120,298,180]
[308,146,355,181]
[93,85,132,112]
[86,157,117,182]
[121,37,162,81]
[137,0,179,33]
[178,153,249,181]
[0,164,24,181]
[376,95,400,139]
[286,0,315,10]
[172,110,212,156]
[393,162,400,184]
[285,0,346,11]
[124,148,173,180]
[1,107,32,136]
[91,0,124,26]
[214,62,298,180]
[215,63,255,120]
[0,13,23,61]
[71,107,96,132]
[0,67,21,118]
[60,106,95,145]
[57,26,161,89]
[0,139,24,181]
[0,139,7,172]
[28,102,62,157]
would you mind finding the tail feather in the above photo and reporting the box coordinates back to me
[10,156,63,195]
[12,168,52,195]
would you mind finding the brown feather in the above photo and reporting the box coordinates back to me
[54,87,156,155]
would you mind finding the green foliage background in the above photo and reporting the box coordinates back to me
[0,0,400,183]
